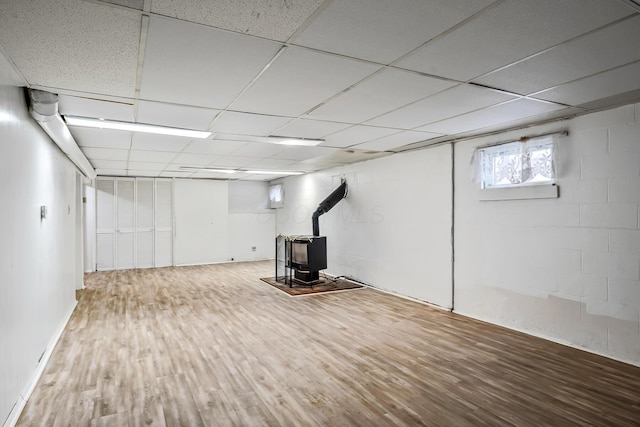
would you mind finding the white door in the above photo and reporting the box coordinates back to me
[95,177,115,271]
[174,179,229,265]
[116,178,135,269]
[154,179,173,267]
[136,178,154,268]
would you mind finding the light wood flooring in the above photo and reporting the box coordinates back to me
[17,261,640,426]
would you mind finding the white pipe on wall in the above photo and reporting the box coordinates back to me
[28,89,96,180]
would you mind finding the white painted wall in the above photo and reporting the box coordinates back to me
[454,103,640,366]
[276,146,453,308]
[228,181,275,261]
[0,86,79,425]
[174,179,229,265]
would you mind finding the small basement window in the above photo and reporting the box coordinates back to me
[475,135,556,189]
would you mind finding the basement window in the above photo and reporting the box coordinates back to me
[475,136,556,189]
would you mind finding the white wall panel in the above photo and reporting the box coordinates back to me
[453,105,640,366]
[174,179,229,265]
[0,86,79,425]
[276,146,453,308]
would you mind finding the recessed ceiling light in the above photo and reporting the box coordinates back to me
[267,136,324,146]
[64,116,212,139]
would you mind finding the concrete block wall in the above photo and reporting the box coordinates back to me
[454,103,640,366]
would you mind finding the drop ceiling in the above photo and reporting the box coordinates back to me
[0,0,639,180]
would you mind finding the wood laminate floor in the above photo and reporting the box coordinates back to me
[17,261,640,426]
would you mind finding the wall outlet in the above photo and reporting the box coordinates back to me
[252,246,256,252]
[40,205,47,220]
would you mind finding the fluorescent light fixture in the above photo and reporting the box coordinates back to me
[179,167,236,174]
[244,170,304,175]
[65,116,212,139]
[267,135,324,146]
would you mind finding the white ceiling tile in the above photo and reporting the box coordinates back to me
[0,49,26,86]
[95,168,127,176]
[127,170,160,177]
[137,100,219,130]
[532,61,640,107]
[208,156,259,168]
[69,127,132,149]
[150,0,324,42]
[59,95,135,121]
[352,131,441,151]
[211,111,293,135]
[273,119,351,139]
[231,46,381,116]
[127,162,168,171]
[0,0,139,97]
[128,150,178,163]
[293,0,495,64]
[183,140,249,155]
[227,142,286,158]
[417,99,565,134]
[171,153,218,166]
[397,0,633,81]
[130,133,192,152]
[140,16,282,108]
[90,160,128,169]
[81,147,129,161]
[320,125,399,148]
[272,146,337,161]
[366,84,516,129]
[243,158,296,169]
[307,68,456,123]
[474,15,640,95]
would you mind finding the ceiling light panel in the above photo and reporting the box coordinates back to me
[137,100,220,130]
[306,68,456,123]
[211,111,292,135]
[65,116,211,138]
[0,0,140,97]
[397,0,634,81]
[366,84,516,129]
[150,0,325,42]
[293,0,495,64]
[230,46,381,116]
[474,15,640,95]
[140,16,282,108]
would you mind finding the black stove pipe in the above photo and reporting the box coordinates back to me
[312,180,348,236]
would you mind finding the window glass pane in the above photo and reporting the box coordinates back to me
[479,138,554,189]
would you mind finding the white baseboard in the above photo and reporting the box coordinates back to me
[3,300,77,427]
